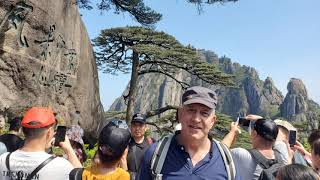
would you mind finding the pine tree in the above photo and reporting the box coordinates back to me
[76,0,238,26]
[93,26,234,123]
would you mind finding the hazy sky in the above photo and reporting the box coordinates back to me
[80,0,320,110]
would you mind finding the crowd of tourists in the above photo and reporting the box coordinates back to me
[0,86,319,180]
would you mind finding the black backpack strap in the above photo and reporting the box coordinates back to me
[69,168,84,180]
[5,152,12,171]
[248,149,273,169]
[26,156,56,180]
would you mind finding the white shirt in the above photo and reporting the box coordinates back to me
[0,150,73,180]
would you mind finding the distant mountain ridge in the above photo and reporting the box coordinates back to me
[109,49,319,128]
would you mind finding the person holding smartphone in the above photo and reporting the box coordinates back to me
[222,115,286,180]
[0,107,81,180]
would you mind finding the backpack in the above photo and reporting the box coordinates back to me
[248,149,285,180]
[69,168,84,180]
[150,134,236,180]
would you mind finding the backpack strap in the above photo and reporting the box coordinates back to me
[150,134,173,180]
[249,149,277,169]
[26,156,56,180]
[5,152,12,172]
[273,149,283,163]
[69,168,84,180]
[5,153,55,180]
[214,140,236,180]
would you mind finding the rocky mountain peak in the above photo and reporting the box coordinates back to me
[280,78,317,127]
[262,77,283,105]
[287,78,308,97]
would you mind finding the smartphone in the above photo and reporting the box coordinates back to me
[238,117,250,127]
[289,130,297,147]
[54,126,67,146]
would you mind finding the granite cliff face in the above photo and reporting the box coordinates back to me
[110,50,319,127]
[110,50,319,126]
[110,50,283,118]
[280,78,319,127]
[0,0,104,136]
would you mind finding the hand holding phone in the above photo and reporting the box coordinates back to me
[289,130,297,147]
[238,117,251,127]
[54,126,67,146]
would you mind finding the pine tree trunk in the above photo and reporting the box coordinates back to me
[126,51,139,124]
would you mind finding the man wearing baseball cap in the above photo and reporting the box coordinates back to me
[0,107,81,180]
[137,86,241,180]
[126,113,153,180]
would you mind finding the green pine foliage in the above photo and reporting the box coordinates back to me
[93,26,234,87]
[76,0,161,26]
[94,26,234,123]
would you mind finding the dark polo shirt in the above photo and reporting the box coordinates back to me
[136,133,242,180]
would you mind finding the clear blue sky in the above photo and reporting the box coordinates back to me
[80,0,320,110]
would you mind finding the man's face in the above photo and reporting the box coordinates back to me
[131,122,147,138]
[179,103,216,140]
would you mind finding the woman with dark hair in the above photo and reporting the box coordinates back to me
[276,164,319,180]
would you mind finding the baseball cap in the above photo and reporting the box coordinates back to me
[21,107,56,128]
[274,119,296,131]
[98,120,131,158]
[132,113,146,124]
[182,86,217,109]
[254,119,279,141]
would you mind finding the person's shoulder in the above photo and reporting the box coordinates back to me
[273,141,287,151]
[47,156,74,170]
[116,168,130,179]
[53,156,73,164]
[231,147,252,159]
[0,151,9,160]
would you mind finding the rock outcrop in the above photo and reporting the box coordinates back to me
[280,78,319,127]
[0,0,104,136]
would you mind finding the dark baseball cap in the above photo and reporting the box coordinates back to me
[132,113,146,124]
[98,120,131,158]
[182,86,218,109]
[254,119,279,141]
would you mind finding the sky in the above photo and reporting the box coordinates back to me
[80,0,320,110]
